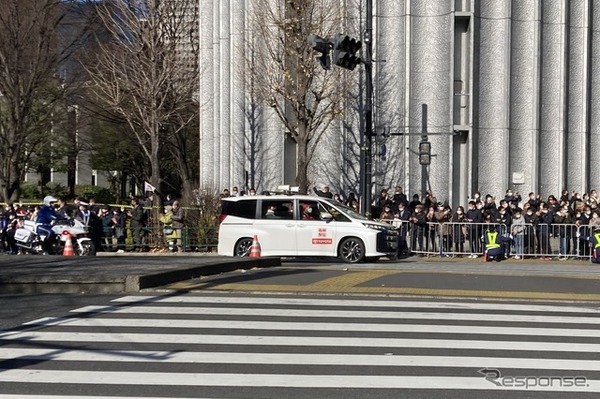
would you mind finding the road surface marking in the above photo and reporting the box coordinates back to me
[67,305,600,325]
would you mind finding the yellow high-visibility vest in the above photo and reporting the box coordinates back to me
[486,231,501,249]
[594,233,600,249]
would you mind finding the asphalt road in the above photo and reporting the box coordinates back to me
[162,258,600,302]
[0,293,116,330]
[1,291,599,398]
[2,256,600,398]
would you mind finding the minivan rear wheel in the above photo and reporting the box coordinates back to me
[234,237,253,257]
[339,237,365,263]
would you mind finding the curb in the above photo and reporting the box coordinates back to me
[128,257,281,291]
[0,256,281,295]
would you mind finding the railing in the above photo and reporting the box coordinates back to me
[97,225,219,253]
[384,220,595,260]
[94,218,596,259]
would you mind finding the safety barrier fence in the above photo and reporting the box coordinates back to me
[382,220,596,260]
[97,225,218,253]
[95,219,596,259]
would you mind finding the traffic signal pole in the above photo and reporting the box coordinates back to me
[308,5,372,216]
[360,0,374,217]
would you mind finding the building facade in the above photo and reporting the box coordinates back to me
[199,0,600,206]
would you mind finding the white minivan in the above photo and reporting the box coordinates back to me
[217,194,398,263]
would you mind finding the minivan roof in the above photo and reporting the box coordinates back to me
[221,194,328,202]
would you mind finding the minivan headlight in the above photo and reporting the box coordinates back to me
[362,222,389,231]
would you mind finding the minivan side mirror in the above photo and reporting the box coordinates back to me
[320,212,333,222]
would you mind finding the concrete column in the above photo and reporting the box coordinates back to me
[509,0,542,196]
[199,0,215,188]
[566,0,591,192]
[212,2,222,187]
[263,109,285,191]
[231,0,247,190]
[474,0,511,197]
[589,2,600,189]
[539,0,568,197]
[219,2,231,189]
[375,0,408,192]
[408,0,453,202]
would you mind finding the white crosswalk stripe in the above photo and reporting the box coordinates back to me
[63,305,600,324]
[1,294,600,398]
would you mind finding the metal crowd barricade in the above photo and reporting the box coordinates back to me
[98,225,219,253]
[435,222,508,258]
[380,219,594,261]
[548,223,591,260]
[517,222,587,260]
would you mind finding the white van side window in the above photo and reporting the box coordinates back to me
[261,200,294,219]
[300,200,321,220]
[221,199,257,219]
[321,202,351,222]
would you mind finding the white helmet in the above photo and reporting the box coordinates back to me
[43,195,58,206]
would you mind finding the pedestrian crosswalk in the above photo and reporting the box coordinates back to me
[1,294,600,398]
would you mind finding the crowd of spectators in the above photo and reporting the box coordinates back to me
[251,183,600,259]
[219,183,600,260]
[369,187,600,260]
[0,194,182,254]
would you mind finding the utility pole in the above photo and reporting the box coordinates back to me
[360,0,374,216]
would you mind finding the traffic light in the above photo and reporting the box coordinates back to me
[419,141,431,165]
[333,34,362,70]
[308,35,332,70]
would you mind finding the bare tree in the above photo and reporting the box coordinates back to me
[243,97,263,192]
[239,59,275,193]
[167,105,200,200]
[87,0,199,198]
[0,0,92,201]
[246,0,350,194]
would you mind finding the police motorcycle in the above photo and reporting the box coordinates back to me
[13,197,96,256]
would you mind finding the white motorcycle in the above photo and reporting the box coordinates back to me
[14,218,96,256]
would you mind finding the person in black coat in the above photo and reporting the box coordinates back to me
[465,201,483,258]
[536,202,554,260]
[409,204,427,255]
[313,185,333,199]
[128,197,147,252]
[394,201,412,257]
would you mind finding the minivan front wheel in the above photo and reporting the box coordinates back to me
[234,237,253,257]
[339,237,365,263]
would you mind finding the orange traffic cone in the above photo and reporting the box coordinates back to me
[62,231,75,256]
[249,235,261,257]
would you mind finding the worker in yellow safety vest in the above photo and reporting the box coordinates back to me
[482,226,506,262]
[579,227,600,263]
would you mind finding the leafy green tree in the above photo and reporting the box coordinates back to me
[0,0,94,201]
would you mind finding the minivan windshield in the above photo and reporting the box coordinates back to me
[325,200,370,221]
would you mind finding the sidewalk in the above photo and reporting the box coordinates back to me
[369,254,600,277]
[0,253,280,295]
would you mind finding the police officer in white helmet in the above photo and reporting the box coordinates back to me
[35,195,62,254]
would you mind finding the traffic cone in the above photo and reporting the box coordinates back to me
[249,235,261,257]
[62,231,75,256]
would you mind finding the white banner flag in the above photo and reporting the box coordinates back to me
[144,181,157,193]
